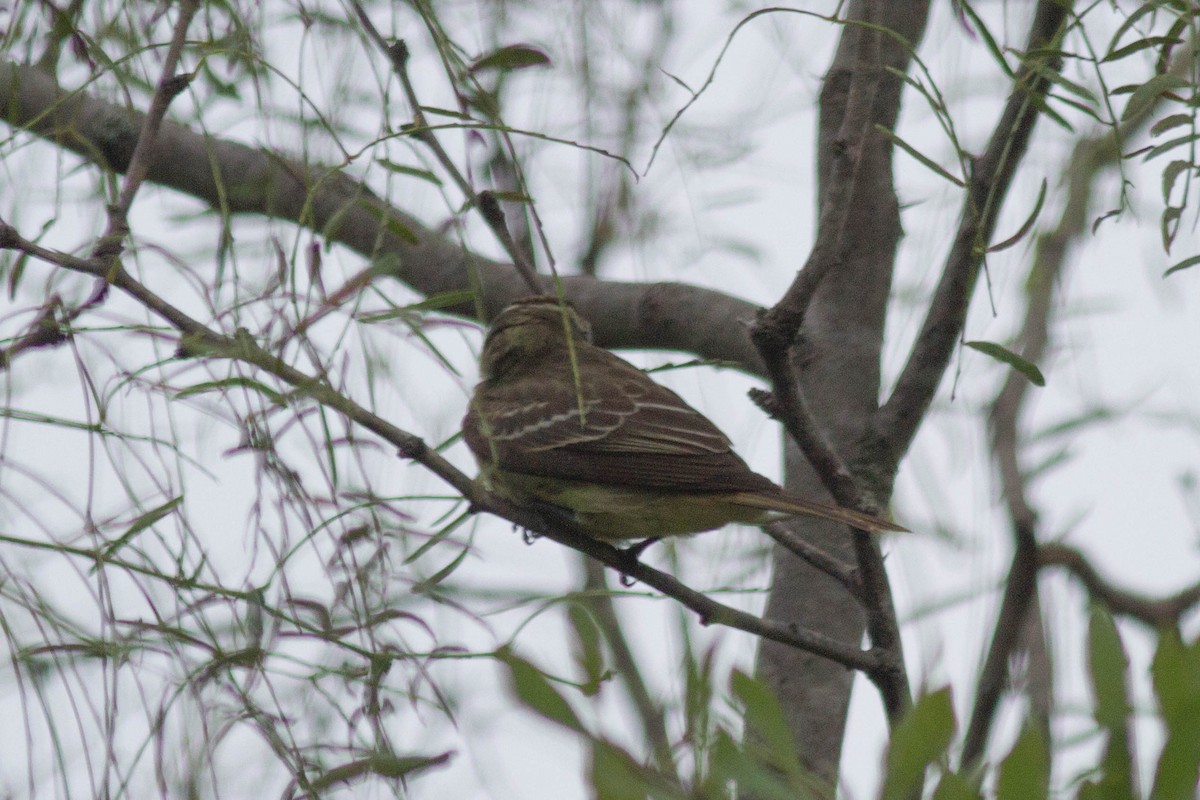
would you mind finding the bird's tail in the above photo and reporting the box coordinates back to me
[728,491,907,534]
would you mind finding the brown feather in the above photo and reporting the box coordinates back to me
[466,345,778,493]
[464,297,906,536]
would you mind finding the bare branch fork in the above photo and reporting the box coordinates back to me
[747,9,913,723]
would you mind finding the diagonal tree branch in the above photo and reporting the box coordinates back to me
[866,0,1072,474]
[752,1,929,779]
[749,13,884,517]
[1039,544,1200,628]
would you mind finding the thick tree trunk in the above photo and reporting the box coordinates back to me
[754,1,929,785]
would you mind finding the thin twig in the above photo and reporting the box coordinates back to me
[960,523,1039,767]
[762,522,862,600]
[1039,543,1200,628]
[0,296,65,370]
[349,2,541,294]
[99,0,199,256]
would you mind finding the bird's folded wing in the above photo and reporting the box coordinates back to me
[465,367,778,493]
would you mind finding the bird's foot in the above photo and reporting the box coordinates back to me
[622,538,657,561]
[615,538,657,585]
[514,501,578,545]
[513,524,542,545]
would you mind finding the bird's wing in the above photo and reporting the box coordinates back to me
[465,350,779,493]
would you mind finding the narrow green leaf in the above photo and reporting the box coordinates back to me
[403,510,471,566]
[567,605,608,696]
[1033,407,1115,441]
[1150,114,1193,137]
[498,647,584,733]
[590,739,669,800]
[102,496,183,559]
[1105,36,1184,65]
[1161,206,1182,251]
[964,341,1046,386]
[708,729,815,800]
[1142,132,1200,163]
[957,3,1015,77]
[1043,69,1099,105]
[1123,73,1189,120]
[989,179,1047,252]
[876,125,965,187]
[402,290,477,312]
[416,105,474,121]
[1092,208,1123,234]
[732,669,804,778]
[882,687,957,800]
[1161,160,1190,204]
[1087,606,1135,798]
[1089,607,1130,725]
[410,545,469,592]
[1048,92,1105,125]
[487,190,533,205]
[375,159,443,186]
[1106,1,1168,61]
[1029,91,1076,133]
[683,643,716,758]
[357,201,420,244]
[469,44,550,74]
[997,725,1050,800]
[308,751,452,791]
[1024,448,1072,483]
[6,251,30,298]
[174,377,288,406]
[1163,254,1200,278]
[1152,631,1200,721]
[932,771,984,800]
[1150,632,1200,800]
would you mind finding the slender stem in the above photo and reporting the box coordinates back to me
[101,0,199,252]
[762,522,862,600]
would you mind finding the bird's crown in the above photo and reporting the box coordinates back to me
[478,295,592,380]
[485,295,592,343]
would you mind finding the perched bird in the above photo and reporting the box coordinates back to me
[462,296,903,540]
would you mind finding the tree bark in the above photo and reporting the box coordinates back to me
[754,1,928,784]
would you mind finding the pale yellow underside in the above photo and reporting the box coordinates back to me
[480,466,772,540]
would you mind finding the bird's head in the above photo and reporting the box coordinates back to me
[479,296,592,380]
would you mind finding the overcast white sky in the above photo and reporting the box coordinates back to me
[2,2,1198,798]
